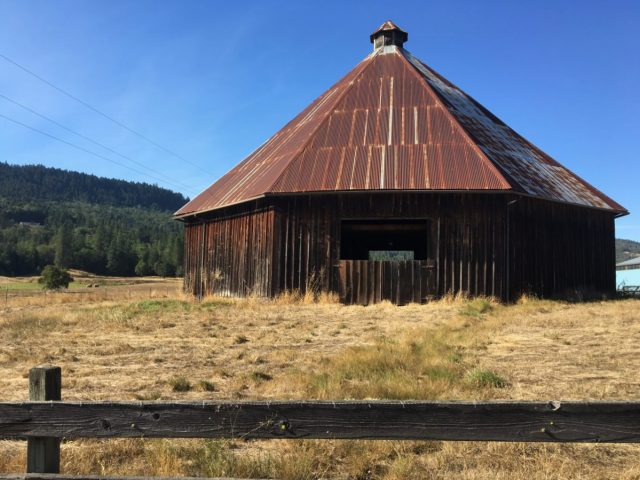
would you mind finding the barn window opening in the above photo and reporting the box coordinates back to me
[340,220,429,261]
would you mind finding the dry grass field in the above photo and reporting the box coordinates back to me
[1,281,640,479]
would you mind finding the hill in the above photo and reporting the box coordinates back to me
[0,162,187,210]
[616,238,640,264]
[0,162,188,277]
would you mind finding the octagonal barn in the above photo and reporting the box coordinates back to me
[175,21,627,304]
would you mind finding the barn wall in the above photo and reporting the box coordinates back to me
[183,203,276,297]
[182,193,617,303]
[508,198,616,299]
[271,193,509,301]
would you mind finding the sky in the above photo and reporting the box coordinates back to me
[0,0,638,239]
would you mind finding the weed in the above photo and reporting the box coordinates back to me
[447,352,463,363]
[251,371,273,382]
[459,298,494,317]
[234,335,249,344]
[465,369,507,388]
[169,377,192,392]
[133,299,191,314]
[199,380,216,392]
[422,365,458,382]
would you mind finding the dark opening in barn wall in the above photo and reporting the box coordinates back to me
[337,218,435,305]
[340,219,430,260]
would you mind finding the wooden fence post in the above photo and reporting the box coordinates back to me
[27,365,61,473]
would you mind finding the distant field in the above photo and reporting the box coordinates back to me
[0,271,180,304]
[0,280,79,290]
[1,284,640,479]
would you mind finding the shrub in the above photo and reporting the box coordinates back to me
[38,265,73,290]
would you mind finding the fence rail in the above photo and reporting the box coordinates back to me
[3,366,640,477]
[619,285,640,297]
[4,399,640,442]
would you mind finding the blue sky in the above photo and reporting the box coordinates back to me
[0,0,638,239]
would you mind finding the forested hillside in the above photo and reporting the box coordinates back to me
[0,163,188,277]
[616,238,640,264]
[0,162,185,210]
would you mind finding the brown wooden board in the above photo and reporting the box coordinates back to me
[3,401,640,443]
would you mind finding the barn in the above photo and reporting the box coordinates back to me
[175,21,627,304]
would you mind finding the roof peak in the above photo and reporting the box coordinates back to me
[370,20,408,51]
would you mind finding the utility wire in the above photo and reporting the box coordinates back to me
[0,92,195,192]
[0,112,193,191]
[0,52,213,176]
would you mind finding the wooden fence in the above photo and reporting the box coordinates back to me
[3,366,640,479]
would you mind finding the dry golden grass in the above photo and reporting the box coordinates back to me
[1,285,640,478]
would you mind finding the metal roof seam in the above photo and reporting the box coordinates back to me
[268,51,381,194]
[398,48,513,192]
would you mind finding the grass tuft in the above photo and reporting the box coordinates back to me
[199,380,216,392]
[251,371,273,382]
[459,298,494,318]
[465,369,507,388]
[169,377,192,392]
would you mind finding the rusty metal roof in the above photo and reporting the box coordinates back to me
[176,24,626,218]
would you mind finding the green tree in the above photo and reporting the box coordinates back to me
[134,246,154,276]
[106,233,137,275]
[38,264,73,289]
[54,224,73,268]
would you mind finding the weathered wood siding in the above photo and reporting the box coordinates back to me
[183,205,276,297]
[271,193,508,301]
[507,197,616,300]
[182,193,617,303]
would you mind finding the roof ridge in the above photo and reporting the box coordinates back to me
[267,52,380,194]
[397,48,513,191]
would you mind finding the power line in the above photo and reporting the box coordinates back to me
[0,52,214,176]
[0,92,195,192]
[0,112,193,192]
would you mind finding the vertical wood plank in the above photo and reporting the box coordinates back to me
[27,365,61,474]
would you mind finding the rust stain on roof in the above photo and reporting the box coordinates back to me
[176,25,626,218]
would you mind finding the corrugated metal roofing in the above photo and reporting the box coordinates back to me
[176,25,626,218]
